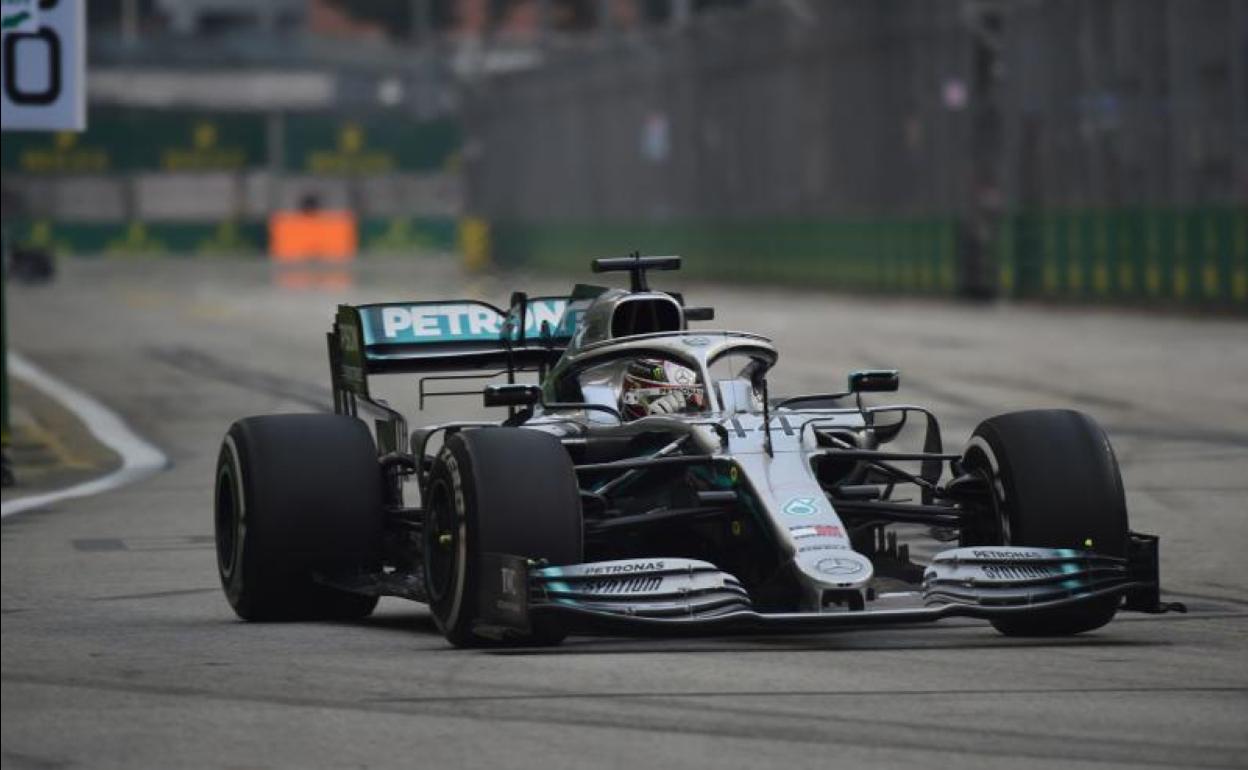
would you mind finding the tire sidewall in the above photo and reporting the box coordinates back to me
[215,423,287,618]
[962,435,1011,545]
[424,438,476,642]
[213,415,383,621]
[422,428,584,646]
[215,432,249,609]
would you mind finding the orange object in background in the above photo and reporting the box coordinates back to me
[268,210,358,263]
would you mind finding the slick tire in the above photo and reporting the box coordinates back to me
[962,409,1129,636]
[215,414,382,621]
[423,428,583,647]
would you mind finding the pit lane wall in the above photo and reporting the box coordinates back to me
[489,206,1247,309]
[1,107,462,257]
[2,218,458,257]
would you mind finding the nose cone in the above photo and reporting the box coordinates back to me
[794,549,874,590]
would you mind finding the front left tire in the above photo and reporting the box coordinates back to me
[423,427,583,647]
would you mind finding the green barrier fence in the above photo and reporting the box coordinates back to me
[285,115,460,174]
[1,108,460,174]
[0,110,266,173]
[492,207,1246,309]
[1003,207,1247,307]
[491,218,960,295]
[6,206,1243,310]
[5,217,458,256]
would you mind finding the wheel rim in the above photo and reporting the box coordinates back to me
[215,462,239,578]
[424,479,458,603]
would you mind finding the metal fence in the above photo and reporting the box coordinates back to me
[468,0,1246,217]
[467,2,976,221]
[1001,0,1245,209]
[464,0,1246,307]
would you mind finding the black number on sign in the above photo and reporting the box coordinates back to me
[3,28,62,106]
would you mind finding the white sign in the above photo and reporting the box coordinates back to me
[1,0,84,131]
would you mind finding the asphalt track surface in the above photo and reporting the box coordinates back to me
[3,257,1247,770]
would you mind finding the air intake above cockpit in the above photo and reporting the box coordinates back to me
[609,294,684,337]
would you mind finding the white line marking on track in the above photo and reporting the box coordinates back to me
[2,352,168,519]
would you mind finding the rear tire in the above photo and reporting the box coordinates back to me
[215,414,382,621]
[423,428,582,647]
[962,409,1129,636]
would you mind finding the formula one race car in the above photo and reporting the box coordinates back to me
[213,255,1180,646]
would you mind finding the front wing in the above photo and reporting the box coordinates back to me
[474,537,1180,638]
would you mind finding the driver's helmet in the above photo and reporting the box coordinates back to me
[620,358,707,420]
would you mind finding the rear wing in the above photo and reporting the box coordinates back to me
[329,295,581,399]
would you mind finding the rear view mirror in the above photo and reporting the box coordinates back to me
[848,369,900,393]
[483,384,542,408]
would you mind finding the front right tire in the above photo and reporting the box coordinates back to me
[962,409,1130,636]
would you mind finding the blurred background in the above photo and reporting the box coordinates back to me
[1,0,1245,307]
[4,6,1248,766]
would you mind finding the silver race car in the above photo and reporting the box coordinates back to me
[213,255,1181,646]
